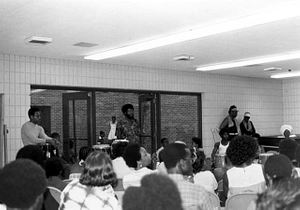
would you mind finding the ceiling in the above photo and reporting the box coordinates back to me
[1,0,300,79]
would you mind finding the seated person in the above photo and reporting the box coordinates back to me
[280,124,296,139]
[0,159,46,210]
[45,156,68,191]
[122,143,154,189]
[123,173,184,210]
[211,128,229,167]
[69,146,92,180]
[255,177,300,210]
[224,136,266,199]
[279,138,298,165]
[60,151,120,210]
[111,141,131,190]
[252,133,265,160]
[193,150,218,193]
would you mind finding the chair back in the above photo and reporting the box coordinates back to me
[225,192,258,210]
[47,186,62,204]
[114,190,125,206]
[207,191,221,210]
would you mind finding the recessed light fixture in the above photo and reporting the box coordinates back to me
[271,70,300,79]
[263,67,282,72]
[196,51,300,71]
[74,42,98,47]
[84,2,300,60]
[173,55,194,61]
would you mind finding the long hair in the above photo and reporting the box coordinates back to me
[79,151,117,188]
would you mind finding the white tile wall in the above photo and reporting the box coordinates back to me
[0,53,285,161]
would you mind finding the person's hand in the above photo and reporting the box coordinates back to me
[46,139,55,146]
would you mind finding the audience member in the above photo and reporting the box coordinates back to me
[192,137,202,149]
[69,146,92,180]
[122,143,154,189]
[252,133,265,160]
[163,143,213,210]
[156,137,169,162]
[240,112,256,136]
[264,154,294,186]
[45,157,68,191]
[255,178,300,210]
[0,159,46,210]
[193,150,218,193]
[59,151,120,210]
[219,105,239,141]
[224,136,266,199]
[123,173,184,210]
[111,141,131,190]
[279,138,298,164]
[15,145,59,210]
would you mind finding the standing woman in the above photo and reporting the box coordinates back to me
[219,105,240,141]
[108,116,117,140]
[59,151,120,210]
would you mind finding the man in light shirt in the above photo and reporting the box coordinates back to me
[21,107,55,146]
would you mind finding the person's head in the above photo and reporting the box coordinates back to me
[243,112,251,122]
[252,133,261,141]
[228,105,238,118]
[226,135,258,166]
[163,143,193,176]
[192,150,206,174]
[122,104,134,119]
[123,173,184,210]
[161,138,169,148]
[122,143,151,169]
[279,139,298,161]
[112,116,116,122]
[78,146,92,162]
[50,132,60,141]
[99,131,105,138]
[28,107,41,124]
[111,141,129,159]
[44,156,64,178]
[219,128,229,141]
[16,145,44,168]
[0,159,46,210]
[256,177,300,210]
[280,125,293,138]
[79,151,117,188]
[191,137,202,148]
[264,154,293,185]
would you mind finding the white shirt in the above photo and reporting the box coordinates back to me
[112,157,131,179]
[21,121,52,145]
[123,167,155,190]
[194,171,218,193]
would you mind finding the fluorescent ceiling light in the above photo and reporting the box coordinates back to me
[271,71,300,79]
[196,51,300,71]
[85,2,300,60]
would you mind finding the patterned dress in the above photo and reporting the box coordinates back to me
[115,117,140,143]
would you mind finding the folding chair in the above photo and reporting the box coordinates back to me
[225,192,258,210]
[207,191,221,210]
[47,186,62,204]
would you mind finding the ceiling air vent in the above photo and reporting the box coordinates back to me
[25,36,52,46]
[74,42,98,47]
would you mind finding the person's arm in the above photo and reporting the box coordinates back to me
[211,142,219,163]
[115,121,124,139]
[219,117,228,130]
[223,172,229,200]
[251,121,256,134]
[38,126,56,145]
[240,122,246,135]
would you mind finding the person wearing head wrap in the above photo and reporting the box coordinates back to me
[115,104,140,143]
[280,124,296,139]
[0,159,46,210]
[240,112,256,136]
[219,105,240,141]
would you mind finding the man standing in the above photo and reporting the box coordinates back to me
[219,105,240,141]
[163,143,213,210]
[116,104,140,143]
[21,108,55,146]
[240,112,256,136]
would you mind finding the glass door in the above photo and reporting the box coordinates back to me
[62,91,94,163]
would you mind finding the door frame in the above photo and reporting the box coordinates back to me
[62,91,94,162]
